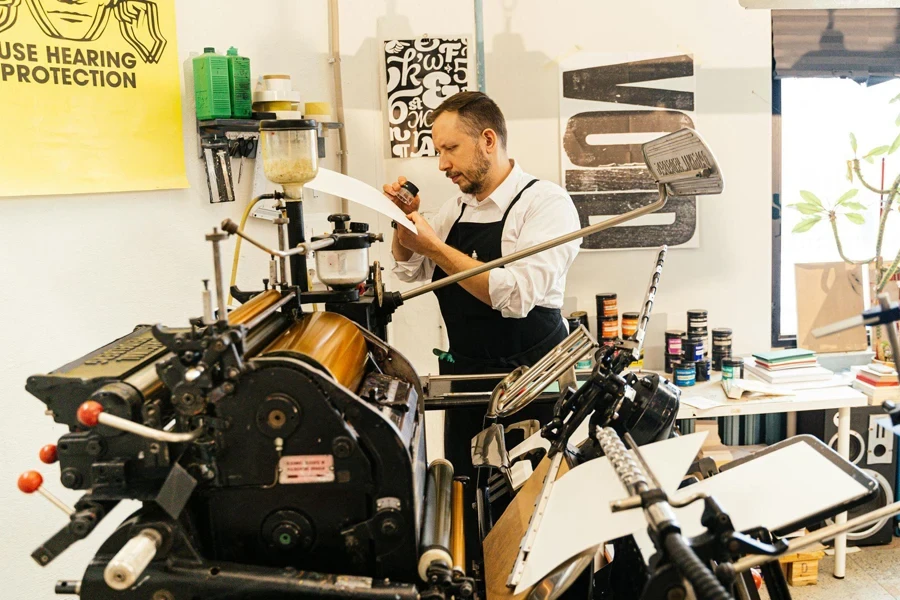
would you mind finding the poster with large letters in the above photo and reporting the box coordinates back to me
[0,0,186,197]
[559,53,698,250]
[383,37,470,158]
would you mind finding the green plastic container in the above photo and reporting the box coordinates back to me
[193,47,231,120]
[226,47,252,118]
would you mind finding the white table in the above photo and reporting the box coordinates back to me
[673,373,869,579]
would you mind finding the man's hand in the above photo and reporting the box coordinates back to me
[397,212,442,258]
[383,175,420,214]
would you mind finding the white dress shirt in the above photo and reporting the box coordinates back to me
[392,161,582,319]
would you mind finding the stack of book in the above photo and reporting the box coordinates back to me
[744,348,833,384]
[852,363,900,401]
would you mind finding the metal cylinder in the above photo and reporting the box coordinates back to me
[227,289,283,326]
[450,478,466,575]
[418,459,454,581]
[103,528,162,590]
[262,311,368,391]
[286,201,309,291]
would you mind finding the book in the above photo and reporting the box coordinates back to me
[754,358,819,371]
[744,362,833,384]
[752,348,816,365]
[852,379,900,402]
[856,373,899,388]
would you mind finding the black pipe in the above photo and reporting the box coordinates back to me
[663,532,733,600]
[285,201,308,292]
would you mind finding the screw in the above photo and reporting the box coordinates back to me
[60,468,82,489]
[333,437,353,458]
[214,341,226,352]
[149,443,160,454]
[226,367,240,379]
[85,440,103,456]
[181,393,195,405]
[380,517,399,537]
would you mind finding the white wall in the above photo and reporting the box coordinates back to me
[2,1,772,597]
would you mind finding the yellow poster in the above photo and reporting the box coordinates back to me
[0,0,187,197]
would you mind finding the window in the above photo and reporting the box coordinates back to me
[773,77,900,345]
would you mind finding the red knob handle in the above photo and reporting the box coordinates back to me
[77,401,104,427]
[39,444,58,464]
[18,470,43,494]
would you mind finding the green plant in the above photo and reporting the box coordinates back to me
[788,95,900,297]
[788,92,900,359]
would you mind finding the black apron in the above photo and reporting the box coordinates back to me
[432,179,567,570]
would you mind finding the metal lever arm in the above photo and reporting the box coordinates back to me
[221,218,336,258]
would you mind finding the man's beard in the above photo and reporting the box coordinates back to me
[448,149,492,195]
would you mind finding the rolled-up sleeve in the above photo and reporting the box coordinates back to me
[392,252,435,282]
[488,193,581,318]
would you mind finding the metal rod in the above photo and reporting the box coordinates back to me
[731,500,900,573]
[878,293,900,387]
[285,201,309,292]
[208,229,228,321]
[623,431,663,491]
[38,487,75,516]
[221,218,335,259]
[276,216,289,286]
[451,478,466,575]
[97,413,203,443]
[403,184,667,301]
[632,247,667,356]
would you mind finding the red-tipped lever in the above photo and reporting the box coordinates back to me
[77,401,104,427]
[18,470,74,516]
[39,444,58,464]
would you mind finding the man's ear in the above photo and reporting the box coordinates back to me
[482,128,499,154]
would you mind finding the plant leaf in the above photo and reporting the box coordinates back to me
[847,161,854,181]
[800,190,824,208]
[865,155,876,164]
[842,201,867,211]
[790,203,824,215]
[793,216,822,233]
[896,113,900,127]
[850,132,858,153]
[891,132,900,154]
[865,145,890,158]
[836,188,859,205]
[892,93,900,104]
[845,212,865,225]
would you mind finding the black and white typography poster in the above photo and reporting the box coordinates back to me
[559,53,698,250]
[383,37,470,158]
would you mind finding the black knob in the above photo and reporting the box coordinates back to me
[350,221,369,233]
[328,214,350,232]
[272,522,301,550]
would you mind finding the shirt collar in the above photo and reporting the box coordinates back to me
[458,160,524,210]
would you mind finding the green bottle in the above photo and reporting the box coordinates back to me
[193,47,231,121]
[226,47,252,118]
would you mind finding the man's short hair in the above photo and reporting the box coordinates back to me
[432,91,508,148]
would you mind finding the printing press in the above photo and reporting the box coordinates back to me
[18,127,900,600]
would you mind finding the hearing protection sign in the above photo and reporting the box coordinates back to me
[0,0,187,197]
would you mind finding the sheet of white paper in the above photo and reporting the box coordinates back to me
[515,431,708,592]
[304,168,417,233]
[672,441,870,537]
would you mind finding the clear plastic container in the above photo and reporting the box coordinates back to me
[259,120,319,199]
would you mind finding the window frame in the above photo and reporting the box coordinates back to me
[771,77,797,349]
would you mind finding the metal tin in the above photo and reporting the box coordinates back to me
[596,293,618,318]
[722,357,744,381]
[599,315,619,340]
[675,361,697,387]
[666,330,685,356]
[695,360,711,382]
[682,337,705,362]
[621,312,639,339]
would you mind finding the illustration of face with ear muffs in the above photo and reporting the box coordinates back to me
[22,0,166,63]
[0,0,21,34]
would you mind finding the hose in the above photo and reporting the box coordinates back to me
[228,194,274,304]
[663,532,733,600]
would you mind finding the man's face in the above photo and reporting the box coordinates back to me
[31,0,109,40]
[432,111,492,196]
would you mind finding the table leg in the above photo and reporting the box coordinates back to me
[834,406,851,579]
[786,411,797,438]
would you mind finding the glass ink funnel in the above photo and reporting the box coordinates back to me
[259,120,318,199]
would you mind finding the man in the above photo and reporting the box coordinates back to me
[385,90,581,463]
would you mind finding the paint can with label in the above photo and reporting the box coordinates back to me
[688,309,709,356]
[695,359,711,382]
[665,330,685,374]
[712,328,733,371]
[621,312,640,339]
[682,337,705,362]
[599,315,619,341]
[722,357,744,381]
[675,361,697,387]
